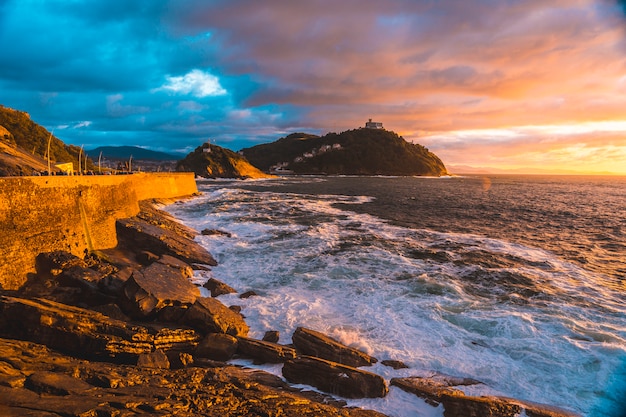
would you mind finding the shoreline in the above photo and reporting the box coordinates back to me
[0,182,582,417]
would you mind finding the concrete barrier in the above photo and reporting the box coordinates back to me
[0,173,198,290]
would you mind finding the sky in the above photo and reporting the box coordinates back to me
[1,0,626,174]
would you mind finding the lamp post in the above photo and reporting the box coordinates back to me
[46,132,52,175]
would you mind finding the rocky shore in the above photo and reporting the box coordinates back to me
[0,199,581,417]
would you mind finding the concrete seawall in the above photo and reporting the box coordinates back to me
[0,173,198,290]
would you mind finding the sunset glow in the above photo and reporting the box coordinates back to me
[1,0,625,174]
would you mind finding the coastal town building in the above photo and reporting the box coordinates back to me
[365,119,383,129]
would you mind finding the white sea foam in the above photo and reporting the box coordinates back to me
[166,180,626,417]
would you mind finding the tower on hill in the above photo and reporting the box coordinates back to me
[365,118,383,129]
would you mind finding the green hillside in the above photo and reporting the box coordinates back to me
[241,128,448,176]
[176,142,273,179]
[0,105,93,173]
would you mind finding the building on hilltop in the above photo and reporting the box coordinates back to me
[365,118,383,129]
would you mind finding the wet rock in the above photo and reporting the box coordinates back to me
[201,228,233,238]
[390,376,581,417]
[381,359,409,369]
[236,337,297,363]
[229,305,242,314]
[292,327,378,368]
[262,330,280,343]
[195,333,238,361]
[181,297,249,337]
[118,261,200,319]
[203,277,237,297]
[137,350,170,369]
[116,216,217,266]
[239,290,258,299]
[283,356,388,399]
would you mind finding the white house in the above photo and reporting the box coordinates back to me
[365,119,384,129]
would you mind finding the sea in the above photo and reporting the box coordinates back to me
[164,175,626,417]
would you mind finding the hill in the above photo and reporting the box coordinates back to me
[0,105,93,175]
[87,146,181,161]
[176,142,274,179]
[240,129,448,176]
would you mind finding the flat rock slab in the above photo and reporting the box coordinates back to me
[117,216,217,266]
[181,297,249,337]
[236,337,297,363]
[203,277,237,297]
[119,261,200,318]
[283,356,388,399]
[25,371,94,396]
[391,377,581,417]
[292,327,377,368]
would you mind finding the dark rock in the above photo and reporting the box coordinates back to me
[192,263,212,271]
[292,327,378,368]
[97,274,127,296]
[25,371,94,395]
[181,297,249,337]
[194,333,238,361]
[136,250,159,265]
[229,305,242,314]
[90,303,130,321]
[262,330,280,343]
[151,327,199,352]
[166,352,194,369]
[203,277,237,297]
[381,359,409,369]
[137,350,170,369]
[239,290,258,299]
[390,376,581,417]
[156,304,189,323]
[35,251,87,277]
[201,228,233,238]
[57,265,104,286]
[137,200,198,241]
[283,356,388,399]
[116,216,217,266]
[118,261,200,319]
[0,296,198,361]
[236,337,297,363]
[158,254,194,279]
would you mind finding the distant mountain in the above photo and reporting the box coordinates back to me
[240,129,448,176]
[0,105,93,175]
[177,142,274,179]
[87,146,181,161]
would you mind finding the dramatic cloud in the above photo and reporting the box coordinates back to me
[1,0,625,172]
[155,70,227,98]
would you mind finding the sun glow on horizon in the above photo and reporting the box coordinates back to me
[409,120,626,175]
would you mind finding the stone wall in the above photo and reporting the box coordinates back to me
[0,173,198,290]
